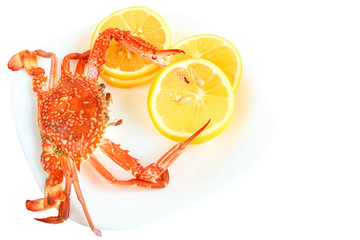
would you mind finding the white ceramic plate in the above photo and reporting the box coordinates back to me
[11,21,272,230]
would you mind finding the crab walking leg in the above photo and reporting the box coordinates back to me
[75,51,91,75]
[61,50,90,77]
[94,120,210,187]
[8,50,53,96]
[35,50,58,89]
[25,178,65,212]
[68,158,102,237]
[87,28,184,81]
[26,157,72,224]
[33,170,71,224]
[8,50,58,90]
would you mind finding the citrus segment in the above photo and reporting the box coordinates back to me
[148,59,234,144]
[169,34,242,91]
[91,6,172,79]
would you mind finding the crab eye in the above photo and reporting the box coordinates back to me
[99,83,106,92]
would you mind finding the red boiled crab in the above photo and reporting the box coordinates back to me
[8,28,209,236]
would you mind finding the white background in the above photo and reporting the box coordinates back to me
[1,0,360,239]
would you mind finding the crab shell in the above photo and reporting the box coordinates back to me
[38,72,108,171]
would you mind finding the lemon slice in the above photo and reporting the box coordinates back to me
[169,34,242,91]
[148,58,235,144]
[100,70,159,88]
[91,6,171,79]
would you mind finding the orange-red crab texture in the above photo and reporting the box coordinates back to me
[8,28,209,237]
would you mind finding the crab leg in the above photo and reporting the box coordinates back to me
[75,58,89,75]
[25,178,66,212]
[87,28,184,81]
[35,50,58,89]
[68,158,102,237]
[88,155,170,188]
[8,50,58,95]
[90,120,210,188]
[33,173,71,224]
[61,50,90,77]
[26,158,71,224]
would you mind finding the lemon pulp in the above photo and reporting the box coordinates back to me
[169,34,242,91]
[148,59,235,144]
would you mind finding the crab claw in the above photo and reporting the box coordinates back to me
[114,30,185,67]
[87,28,185,80]
[149,49,185,67]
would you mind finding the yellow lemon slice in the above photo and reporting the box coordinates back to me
[100,70,159,88]
[148,58,235,144]
[91,6,172,80]
[169,34,242,91]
